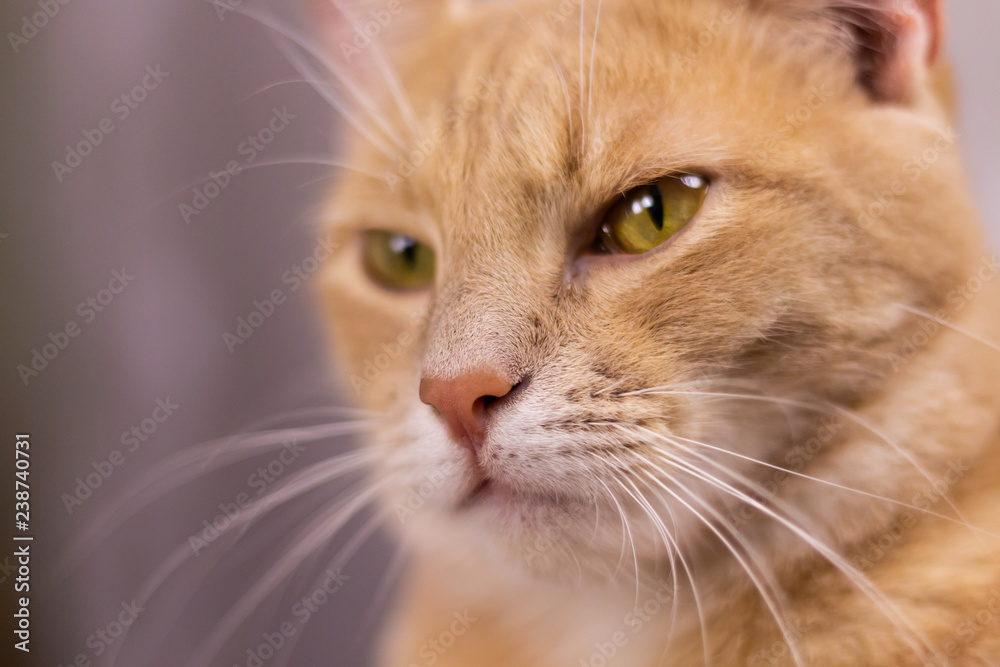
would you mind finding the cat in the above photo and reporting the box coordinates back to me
[310,0,1000,664]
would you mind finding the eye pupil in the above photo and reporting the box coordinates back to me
[597,174,708,255]
[398,240,418,265]
[362,231,435,290]
[642,187,664,231]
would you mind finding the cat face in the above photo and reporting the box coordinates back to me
[317,0,979,578]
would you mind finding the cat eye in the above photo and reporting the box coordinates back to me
[596,174,709,255]
[361,230,436,290]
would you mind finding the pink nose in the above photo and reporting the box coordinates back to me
[419,369,514,457]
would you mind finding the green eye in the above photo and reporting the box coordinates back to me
[362,230,436,290]
[597,174,709,255]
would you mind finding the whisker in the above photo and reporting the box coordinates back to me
[189,482,385,666]
[589,491,603,546]
[624,387,981,549]
[329,0,421,137]
[579,0,586,149]
[101,459,377,663]
[631,472,704,667]
[636,433,934,660]
[58,420,376,578]
[238,77,336,103]
[631,452,807,667]
[591,374,634,397]
[209,1,403,154]
[608,471,671,604]
[501,0,575,139]
[273,508,392,666]
[895,303,1000,354]
[226,156,386,180]
[359,538,412,644]
[665,430,1000,540]
[269,33,399,155]
[607,466,703,665]
[587,0,602,124]
[596,476,641,595]
[587,471,626,579]
[155,157,386,207]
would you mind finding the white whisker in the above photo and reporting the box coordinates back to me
[666,430,1000,540]
[502,0,575,139]
[596,476,641,596]
[609,466,705,665]
[895,303,1000,354]
[634,430,933,660]
[330,0,421,136]
[631,452,807,667]
[624,387,981,551]
[273,508,391,666]
[209,1,403,154]
[587,0,602,123]
[58,420,376,580]
[189,482,385,666]
[579,0,586,150]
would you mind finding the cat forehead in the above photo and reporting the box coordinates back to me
[331,0,853,239]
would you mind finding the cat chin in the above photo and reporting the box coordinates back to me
[389,478,677,585]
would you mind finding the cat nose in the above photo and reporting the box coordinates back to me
[419,369,514,457]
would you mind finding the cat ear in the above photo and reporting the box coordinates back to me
[835,0,944,102]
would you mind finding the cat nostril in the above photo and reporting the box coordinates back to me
[419,369,516,457]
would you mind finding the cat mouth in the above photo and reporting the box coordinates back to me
[458,476,565,511]
[459,475,541,511]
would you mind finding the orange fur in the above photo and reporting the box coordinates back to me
[314,0,1000,664]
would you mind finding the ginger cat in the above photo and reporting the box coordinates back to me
[312,0,1000,664]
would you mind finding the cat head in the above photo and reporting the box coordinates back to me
[314,0,985,579]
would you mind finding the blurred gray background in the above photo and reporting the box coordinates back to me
[0,1,997,666]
